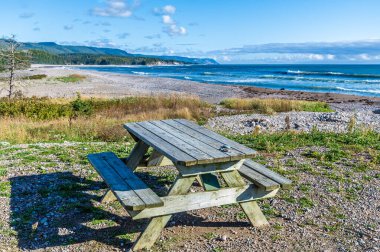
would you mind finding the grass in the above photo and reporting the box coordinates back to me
[0,167,7,176]
[220,98,333,114]
[203,232,217,240]
[0,95,213,143]
[22,74,47,80]
[0,181,11,197]
[298,197,314,208]
[229,129,380,154]
[55,74,87,83]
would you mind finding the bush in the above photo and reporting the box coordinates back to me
[70,94,93,119]
[0,95,93,120]
[0,97,72,120]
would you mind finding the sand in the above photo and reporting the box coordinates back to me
[1,65,380,105]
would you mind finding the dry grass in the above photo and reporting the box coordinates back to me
[221,98,333,114]
[0,95,213,143]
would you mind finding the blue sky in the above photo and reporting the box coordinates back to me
[1,0,380,63]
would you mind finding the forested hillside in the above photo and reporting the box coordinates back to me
[0,40,218,66]
[29,50,181,65]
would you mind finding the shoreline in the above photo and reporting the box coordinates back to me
[2,65,380,105]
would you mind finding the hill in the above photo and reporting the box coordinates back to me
[0,40,218,65]
[19,42,132,57]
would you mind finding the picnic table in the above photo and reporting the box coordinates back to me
[88,119,291,251]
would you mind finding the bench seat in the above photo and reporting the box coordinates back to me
[88,152,163,211]
[239,159,292,191]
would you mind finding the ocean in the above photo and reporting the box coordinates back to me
[79,64,380,97]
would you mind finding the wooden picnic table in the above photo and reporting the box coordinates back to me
[88,119,291,251]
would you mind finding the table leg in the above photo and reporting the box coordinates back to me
[221,170,269,227]
[147,149,173,167]
[125,140,150,170]
[132,175,196,251]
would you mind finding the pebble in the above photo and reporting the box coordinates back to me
[207,105,380,134]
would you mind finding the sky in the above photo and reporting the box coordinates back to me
[1,0,380,63]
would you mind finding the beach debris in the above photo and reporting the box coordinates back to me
[219,144,231,152]
[252,125,261,135]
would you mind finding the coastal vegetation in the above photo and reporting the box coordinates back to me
[0,95,212,143]
[55,74,86,83]
[221,98,333,114]
[0,96,337,143]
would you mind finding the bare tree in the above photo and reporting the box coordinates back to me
[0,35,30,99]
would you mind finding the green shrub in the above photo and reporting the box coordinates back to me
[70,94,93,119]
[55,74,86,83]
[22,74,47,80]
[0,95,93,120]
[0,97,72,120]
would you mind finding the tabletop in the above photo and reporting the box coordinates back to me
[124,119,257,166]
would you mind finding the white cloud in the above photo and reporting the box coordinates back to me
[162,15,174,24]
[84,39,118,48]
[163,5,176,14]
[155,5,187,37]
[202,40,380,63]
[358,53,370,60]
[308,54,324,60]
[165,25,187,36]
[154,5,176,15]
[92,0,139,17]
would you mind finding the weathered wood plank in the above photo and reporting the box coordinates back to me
[163,119,246,159]
[103,152,163,208]
[138,121,215,164]
[244,159,292,188]
[239,165,280,191]
[221,170,270,227]
[176,159,244,177]
[200,173,220,191]
[88,153,145,210]
[124,140,150,170]
[174,119,257,158]
[132,175,196,251]
[124,123,197,166]
[132,184,278,220]
[151,120,231,163]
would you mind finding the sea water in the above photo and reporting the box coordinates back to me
[79,64,380,97]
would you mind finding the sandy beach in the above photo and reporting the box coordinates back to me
[3,65,380,105]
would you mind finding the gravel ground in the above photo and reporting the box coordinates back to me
[0,141,379,252]
[207,103,380,134]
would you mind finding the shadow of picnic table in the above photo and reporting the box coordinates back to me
[9,171,249,251]
[9,172,143,250]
